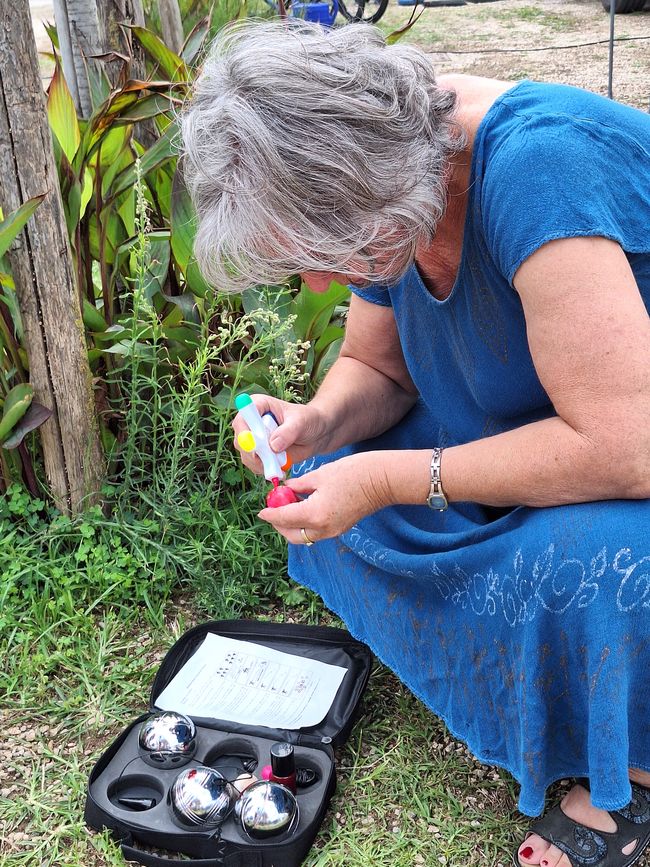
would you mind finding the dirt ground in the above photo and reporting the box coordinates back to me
[381,0,650,110]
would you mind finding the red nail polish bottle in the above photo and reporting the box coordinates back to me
[269,742,297,794]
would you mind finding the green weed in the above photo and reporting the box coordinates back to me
[506,70,533,82]
[479,5,577,31]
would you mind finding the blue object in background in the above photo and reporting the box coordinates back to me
[290,0,338,25]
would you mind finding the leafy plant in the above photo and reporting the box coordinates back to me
[241,278,349,401]
[142,0,275,49]
[0,172,297,709]
[39,19,350,474]
[2,14,351,627]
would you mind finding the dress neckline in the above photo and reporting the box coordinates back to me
[412,79,529,307]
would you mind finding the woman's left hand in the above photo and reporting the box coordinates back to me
[258,452,393,545]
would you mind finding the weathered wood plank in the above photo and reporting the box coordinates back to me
[52,0,147,117]
[158,0,184,54]
[0,0,105,512]
[53,0,102,116]
[97,0,147,98]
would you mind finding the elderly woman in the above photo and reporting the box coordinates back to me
[181,19,650,867]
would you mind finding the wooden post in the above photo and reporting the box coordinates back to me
[158,0,184,54]
[0,0,105,513]
[53,0,147,118]
[97,0,147,91]
[52,0,102,117]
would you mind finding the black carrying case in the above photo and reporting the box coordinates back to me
[84,619,373,867]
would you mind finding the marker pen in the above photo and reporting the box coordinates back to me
[234,393,290,482]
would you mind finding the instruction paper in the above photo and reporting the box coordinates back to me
[155,633,348,729]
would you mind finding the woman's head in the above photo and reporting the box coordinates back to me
[181,19,465,293]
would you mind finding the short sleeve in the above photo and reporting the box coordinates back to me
[481,113,650,285]
[348,283,392,307]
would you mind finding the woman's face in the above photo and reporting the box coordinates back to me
[300,271,371,293]
[300,245,408,293]
[300,272,348,293]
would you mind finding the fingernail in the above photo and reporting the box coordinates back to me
[541,860,549,867]
[520,846,534,860]
[270,435,286,452]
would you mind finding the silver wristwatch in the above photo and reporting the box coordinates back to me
[426,447,448,511]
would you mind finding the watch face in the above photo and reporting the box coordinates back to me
[427,493,448,511]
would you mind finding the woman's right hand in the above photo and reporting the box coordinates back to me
[232,395,330,476]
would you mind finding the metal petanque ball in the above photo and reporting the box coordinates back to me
[138,711,197,770]
[170,767,237,828]
[237,780,299,840]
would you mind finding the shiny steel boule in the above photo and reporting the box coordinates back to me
[237,780,299,839]
[170,767,237,828]
[138,711,197,769]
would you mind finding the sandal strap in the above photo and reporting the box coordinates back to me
[613,783,650,827]
[577,780,650,831]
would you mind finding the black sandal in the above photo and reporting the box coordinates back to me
[513,781,650,867]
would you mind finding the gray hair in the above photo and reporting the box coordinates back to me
[180,19,465,292]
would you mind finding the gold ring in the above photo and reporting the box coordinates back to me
[300,527,315,547]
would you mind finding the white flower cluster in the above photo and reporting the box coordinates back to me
[269,339,312,402]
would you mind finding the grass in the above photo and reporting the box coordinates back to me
[376,2,577,55]
[0,459,526,867]
[477,5,578,32]
[310,669,526,867]
[0,448,521,867]
[504,70,533,82]
[0,609,530,867]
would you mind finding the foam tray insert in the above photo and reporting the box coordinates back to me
[89,720,332,847]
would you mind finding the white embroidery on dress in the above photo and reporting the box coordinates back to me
[614,549,650,612]
[340,531,648,625]
[294,458,317,475]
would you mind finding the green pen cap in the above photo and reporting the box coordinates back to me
[235,393,252,410]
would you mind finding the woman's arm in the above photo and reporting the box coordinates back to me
[341,236,650,509]
[391,236,650,508]
[260,237,650,544]
[232,293,417,476]
[303,293,420,452]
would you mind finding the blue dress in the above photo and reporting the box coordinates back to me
[289,81,650,817]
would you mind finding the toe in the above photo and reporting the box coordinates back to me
[517,833,552,865]
[538,847,572,867]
